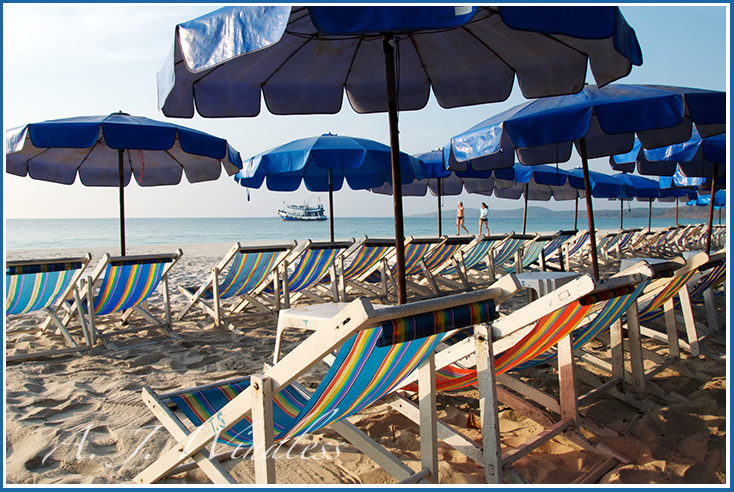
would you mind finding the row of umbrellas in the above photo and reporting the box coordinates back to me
[5,6,726,303]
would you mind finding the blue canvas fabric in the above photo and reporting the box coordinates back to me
[159,6,642,118]
[447,85,725,172]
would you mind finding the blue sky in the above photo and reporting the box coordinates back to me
[3,4,728,219]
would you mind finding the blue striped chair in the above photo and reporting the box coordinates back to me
[6,254,91,361]
[133,287,505,485]
[177,242,300,332]
[336,237,395,300]
[76,250,182,350]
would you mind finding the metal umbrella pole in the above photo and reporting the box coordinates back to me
[383,33,407,305]
[579,138,600,280]
[118,148,126,256]
[328,169,335,242]
[437,178,443,237]
[620,199,624,229]
[522,183,529,234]
[648,200,652,232]
[705,163,719,254]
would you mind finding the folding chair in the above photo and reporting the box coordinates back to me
[672,251,726,342]
[489,234,538,281]
[266,240,354,309]
[6,254,92,362]
[386,274,645,483]
[535,229,578,271]
[549,229,589,271]
[133,284,512,485]
[407,235,476,297]
[334,236,394,301]
[623,252,709,372]
[177,242,301,332]
[437,234,512,291]
[75,250,183,350]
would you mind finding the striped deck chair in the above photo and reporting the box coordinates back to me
[612,228,642,261]
[631,251,709,359]
[264,240,353,309]
[489,234,537,280]
[133,287,507,485]
[596,231,623,263]
[384,274,646,483]
[177,242,301,332]
[672,251,726,340]
[6,255,92,362]
[514,234,553,272]
[411,235,482,295]
[350,236,443,302]
[533,229,577,271]
[407,236,475,297]
[436,234,512,291]
[544,229,585,271]
[75,251,183,350]
[335,236,395,301]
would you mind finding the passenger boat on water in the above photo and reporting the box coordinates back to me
[278,200,327,221]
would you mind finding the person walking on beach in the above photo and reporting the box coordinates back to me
[479,202,490,235]
[456,201,469,235]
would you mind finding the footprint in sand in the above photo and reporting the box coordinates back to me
[24,456,59,472]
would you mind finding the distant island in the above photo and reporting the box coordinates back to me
[410,205,715,220]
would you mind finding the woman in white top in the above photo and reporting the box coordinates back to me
[479,202,490,235]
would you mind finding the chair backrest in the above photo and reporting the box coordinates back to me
[566,230,590,257]
[341,239,394,281]
[443,234,508,274]
[6,256,90,315]
[282,241,351,293]
[637,253,708,322]
[421,237,469,272]
[493,235,532,267]
[92,255,177,316]
[397,238,441,276]
[171,296,499,447]
[543,230,577,258]
[217,244,293,299]
[519,235,551,269]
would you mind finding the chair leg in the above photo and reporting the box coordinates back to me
[418,354,438,483]
[251,374,276,484]
[474,324,502,484]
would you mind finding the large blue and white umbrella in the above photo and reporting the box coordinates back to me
[611,130,726,251]
[235,133,424,241]
[446,84,725,277]
[157,5,643,304]
[5,112,242,255]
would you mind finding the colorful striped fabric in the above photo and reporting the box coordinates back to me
[91,260,170,316]
[422,242,465,273]
[543,233,574,259]
[6,262,84,315]
[492,238,526,274]
[376,299,496,347]
[264,246,341,295]
[563,232,589,258]
[342,244,393,281]
[172,315,448,447]
[442,238,497,275]
[638,268,699,323]
[198,250,281,300]
[400,242,436,276]
[688,261,726,301]
[518,239,548,270]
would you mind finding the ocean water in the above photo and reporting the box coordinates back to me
[4,216,721,252]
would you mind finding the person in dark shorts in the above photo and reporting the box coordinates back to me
[479,202,489,235]
[456,201,469,235]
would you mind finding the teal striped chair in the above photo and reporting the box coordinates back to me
[266,240,353,309]
[336,237,395,300]
[134,288,504,485]
[177,242,300,332]
[76,250,182,350]
[6,254,91,361]
[489,234,537,279]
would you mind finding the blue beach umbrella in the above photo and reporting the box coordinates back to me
[611,130,726,252]
[157,5,643,304]
[687,190,726,208]
[5,112,242,255]
[235,133,425,242]
[446,84,725,278]
[611,173,662,231]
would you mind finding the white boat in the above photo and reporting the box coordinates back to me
[278,200,327,221]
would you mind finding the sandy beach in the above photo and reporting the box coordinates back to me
[5,240,727,485]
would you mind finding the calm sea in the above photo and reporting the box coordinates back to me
[4,216,720,252]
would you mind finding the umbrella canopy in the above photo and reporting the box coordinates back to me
[234,133,424,241]
[611,172,662,230]
[611,130,726,252]
[687,190,726,207]
[446,83,726,278]
[5,112,242,255]
[157,5,643,304]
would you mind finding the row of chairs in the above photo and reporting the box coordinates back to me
[132,246,726,484]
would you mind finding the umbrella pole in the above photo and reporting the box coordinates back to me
[522,183,528,234]
[620,200,623,229]
[648,200,652,232]
[574,196,579,229]
[118,148,126,256]
[705,163,718,254]
[579,138,599,280]
[328,169,335,242]
[437,179,442,237]
[676,200,679,226]
[383,33,407,305]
